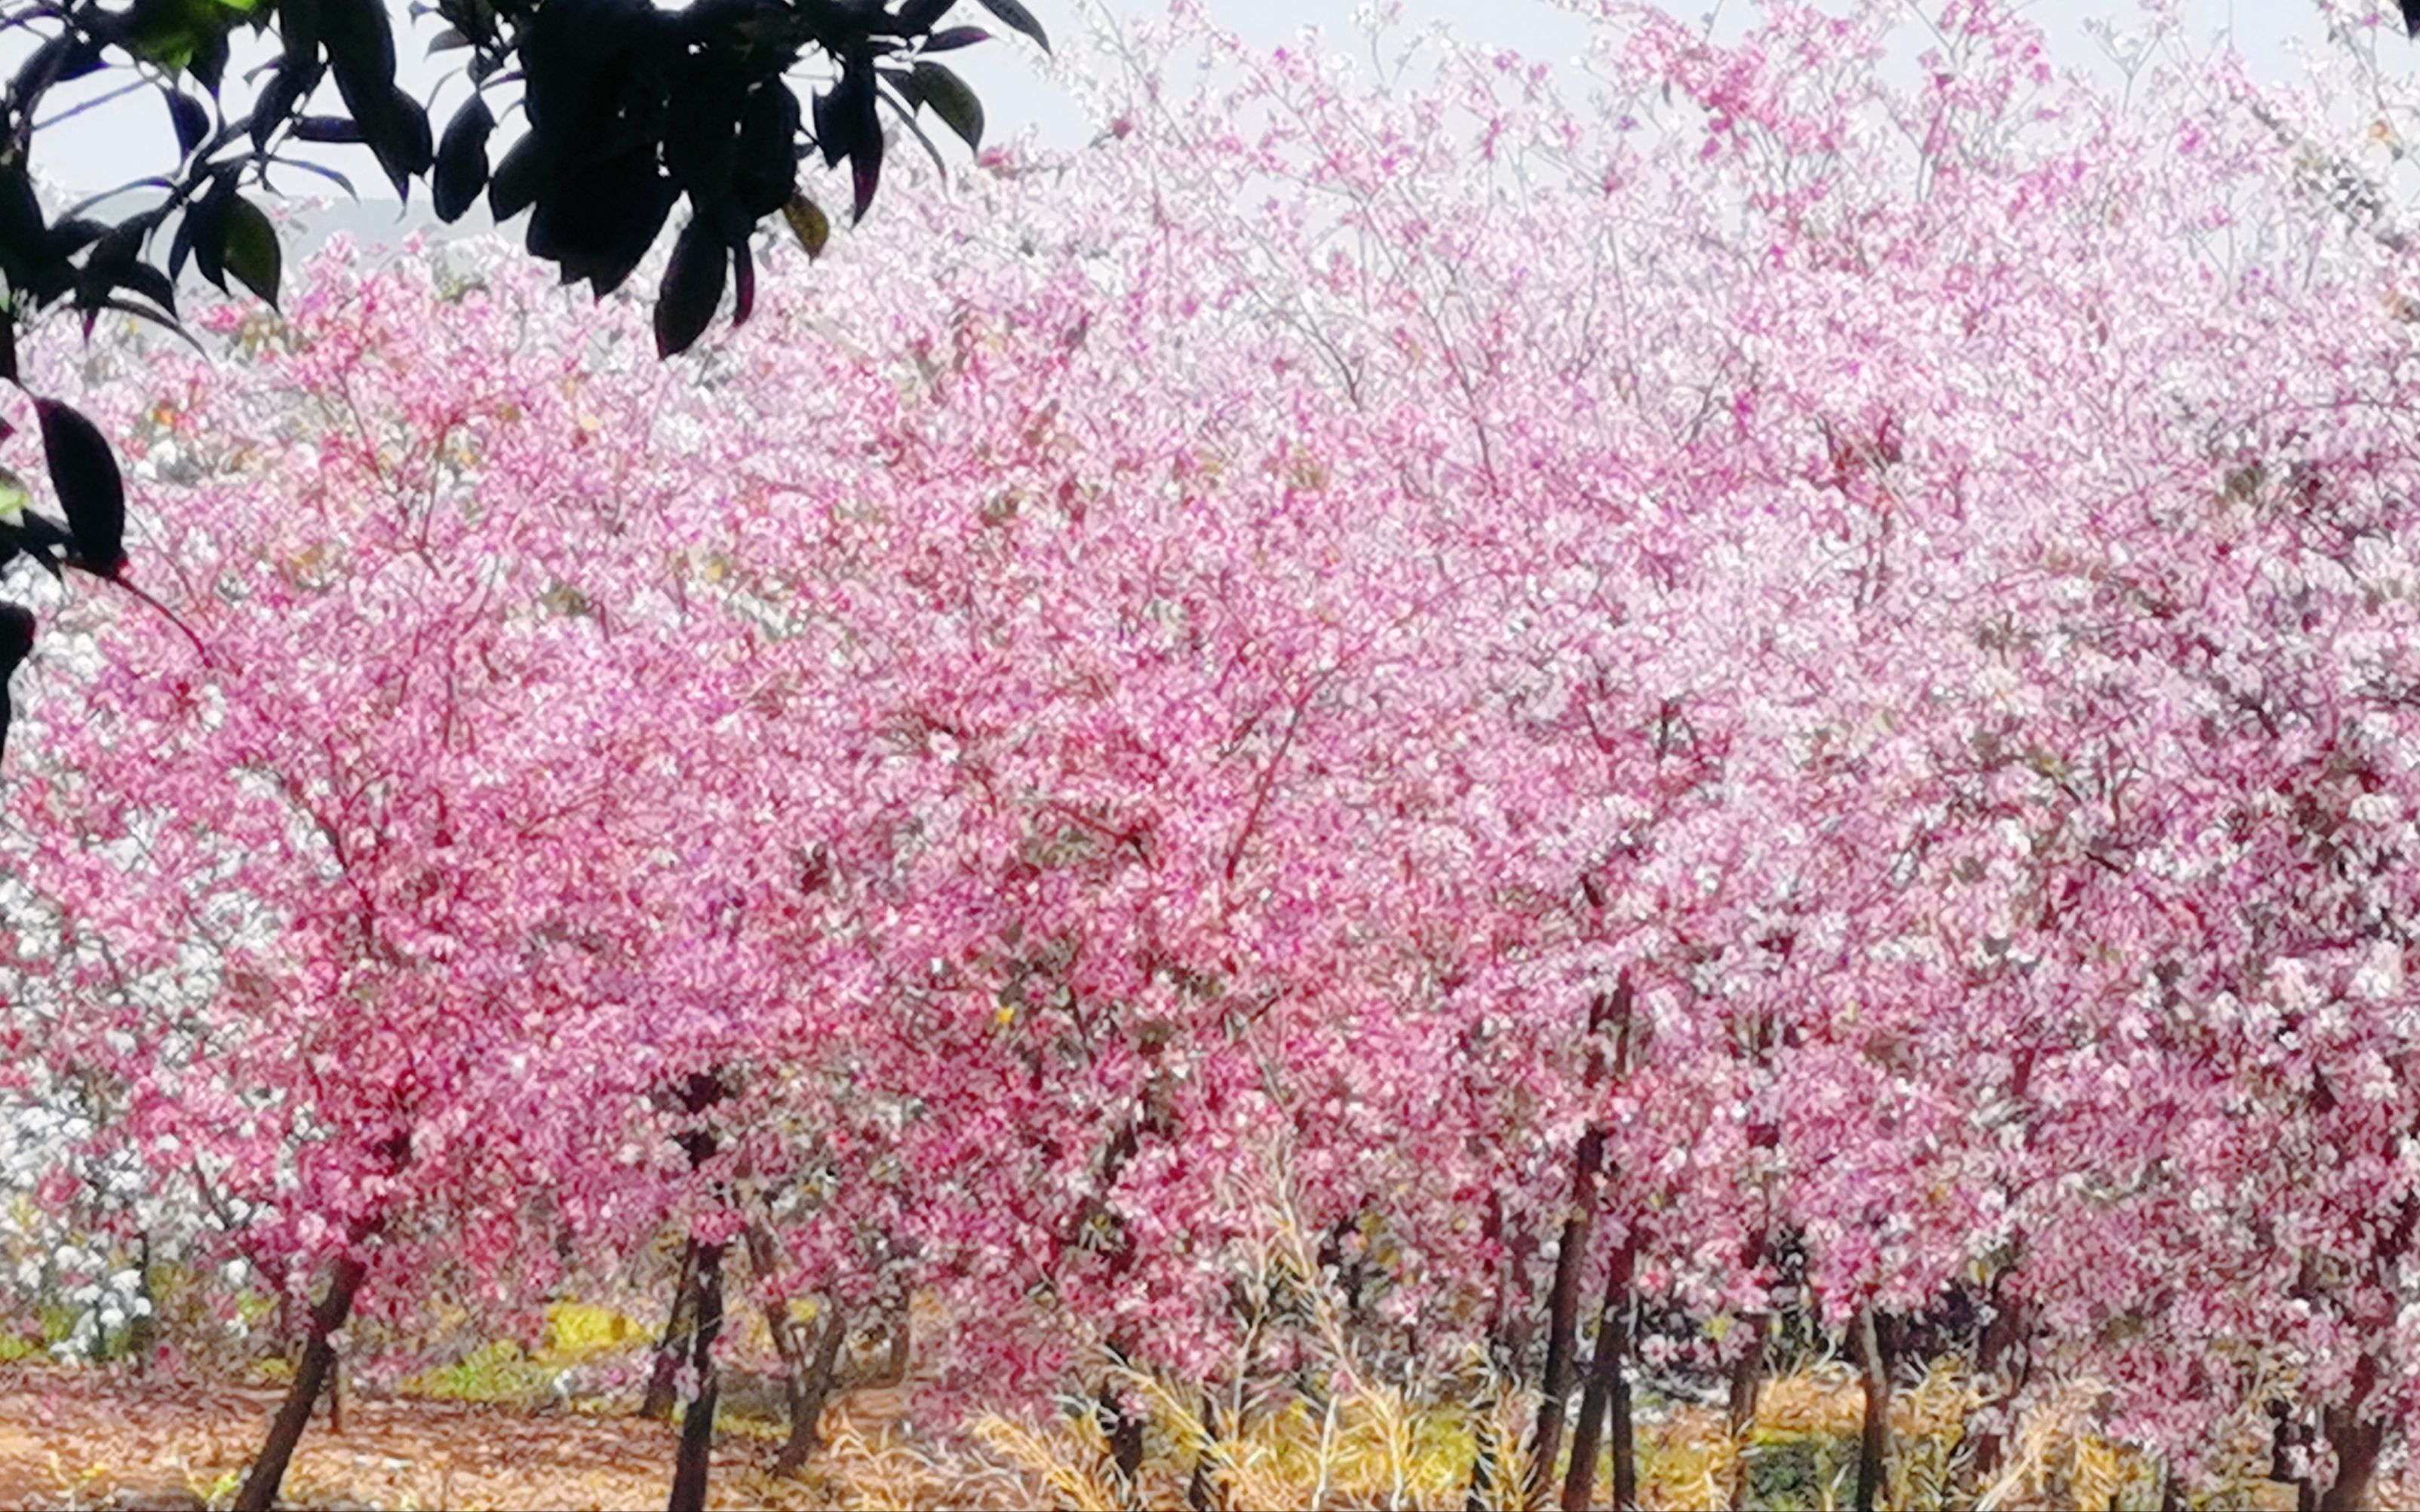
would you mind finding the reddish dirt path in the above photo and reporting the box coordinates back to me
[0,1368,831,1510]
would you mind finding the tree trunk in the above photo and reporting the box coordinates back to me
[666,1241,727,1512]
[1526,981,1633,1511]
[643,1239,702,1422]
[2273,1405,2317,1512]
[739,1222,835,1478]
[1852,1308,1891,1512]
[1525,1128,1605,1510]
[1101,1375,1146,1489]
[1561,1235,1635,1511]
[773,1299,849,1478]
[1724,1313,1766,1512]
[1965,1277,2028,1494]
[234,1253,368,1512]
[2320,1353,2386,1512]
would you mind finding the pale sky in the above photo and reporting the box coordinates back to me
[0,1,2373,222]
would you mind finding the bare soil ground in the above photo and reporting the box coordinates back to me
[0,1369,847,1510]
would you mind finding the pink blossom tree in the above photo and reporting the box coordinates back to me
[14,3,2420,1509]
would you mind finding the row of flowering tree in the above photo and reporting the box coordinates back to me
[8,0,2420,1506]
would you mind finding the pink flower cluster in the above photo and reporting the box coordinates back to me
[5,0,2420,1488]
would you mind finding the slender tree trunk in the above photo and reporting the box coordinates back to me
[1527,980,1633,1512]
[127,1234,158,1374]
[1724,1313,1767,1512]
[666,1241,727,1512]
[1965,1276,2028,1495]
[2320,1352,2386,1512]
[234,1253,369,1512]
[1101,1374,1147,1489]
[327,1355,343,1437]
[1852,1308,1891,1512]
[773,1299,849,1477]
[740,1222,834,1477]
[1561,1235,1635,1511]
[1525,1129,1605,1510]
[2273,1404,2318,1511]
[643,1240,702,1422]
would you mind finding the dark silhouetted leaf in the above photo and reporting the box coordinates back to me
[2407,0,2419,40]
[189,26,229,92]
[911,60,981,152]
[189,187,230,290]
[437,0,500,46]
[434,95,495,223]
[74,220,148,326]
[164,90,212,157]
[664,60,743,198]
[0,602,35,768]
[93,296,204,354]
[897,0,955,34]
[521,0,656,134]
[167,207,198,283]
[0,505,73,581]
[427,25,471,51]
[851,123,883,222]
[837,53,883,222]
[583,172,680,298]
[118,259,179,317]
[654,216,726,358]
[44,217,109,259]
[278,0,322,70]
[813,74,859,169]
[527,147,676,295]
[487,130,548,222]
[363,85,435,194]
[220,195,281,308]
[971,0,1045,52]
[12,32,106,111]
[732,241,755,327]
[880,89,953,179]
[0,168,44,257]
[0,320,15,386]
[320,0,398,95]
[922,25,987,51]
[732,83,801,217]
[0,175,48,299]
[781,192,828,259]
[34,398,126,578]
[290,113,365,143]
[251,66,305,151]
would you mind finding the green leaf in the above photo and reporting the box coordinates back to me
[780,192,829,260]
[970,0,1046,53]
[220,194,281,309]
[0,467,30,523]
[126,0,251,79]
[912,60,981,153]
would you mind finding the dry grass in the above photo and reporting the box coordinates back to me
[2,1350,2410,1510]
[0,1189,2406,1510]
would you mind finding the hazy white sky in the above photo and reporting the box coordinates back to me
[0,0,2367,208]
